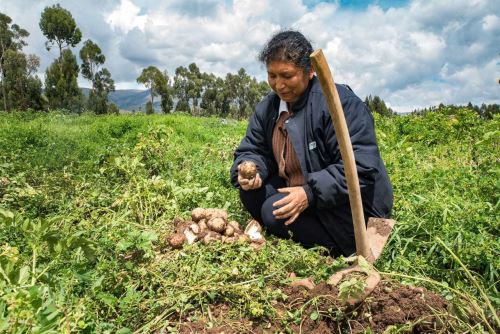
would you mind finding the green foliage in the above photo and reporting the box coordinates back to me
[80,40,115,114]
[2,50,43,111]
[365,94,394,116]
[0,12,42,112]
[44,49,82,111]
[145,101,153,115]
[137,66,165,111]
[39,4,82,57]
[79,39,105,81]
[200,74,230,116]
[108,103,120,115]
[338,276,367,303]
[0,107,498,332]
[226,68,269,120]
[0,12,29,53]
[172,63,205,112]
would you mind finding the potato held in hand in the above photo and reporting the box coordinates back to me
[239,161,257,180]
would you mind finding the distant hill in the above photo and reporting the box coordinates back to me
[82,88,160,111]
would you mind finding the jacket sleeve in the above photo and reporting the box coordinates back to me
[230,109,275,188]
[306,95,381,210]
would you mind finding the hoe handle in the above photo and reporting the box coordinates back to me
[310,49,372,261]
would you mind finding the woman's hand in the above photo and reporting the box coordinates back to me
[272,186,309,225]
[237,164,262,190]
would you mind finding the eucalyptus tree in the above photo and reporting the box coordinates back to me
[40,4,82,111]
[80,39,115,114]
[173,65,190,112]
[44,49,81,111]
[0,12,43,111]
[137,66,164,114]
[157,70,173,113]
[39,4,82,59]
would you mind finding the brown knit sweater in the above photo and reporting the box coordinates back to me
[272,106,305,187]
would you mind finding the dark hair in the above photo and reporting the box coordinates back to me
[258,30,313,73]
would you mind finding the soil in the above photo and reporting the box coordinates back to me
[175,279,452,333]
[369,218,392,236]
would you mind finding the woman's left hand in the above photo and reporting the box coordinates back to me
[272,187,309,225]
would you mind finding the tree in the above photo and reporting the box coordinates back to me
[39,4,82,59]
[80,39,115,114]
[144,101,153,115]
[157,70,173,113]
[40,5,82,111]
[137,66,164,113]
[80,39,104,82]
[364,95,394,116]
[187,63,203,110]
[44,49,82,111]
[108,103,119,114]
[173,65,191,112]
[2,49,43,110]
[200,73,218,115]
[0,12,30,111]
[226,68,266,119]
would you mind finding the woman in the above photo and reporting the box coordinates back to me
[230,30,393,257]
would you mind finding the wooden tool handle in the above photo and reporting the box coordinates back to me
[310,49,372,260]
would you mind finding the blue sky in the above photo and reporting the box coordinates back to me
[305,0,409,10]
[1,0,499,112]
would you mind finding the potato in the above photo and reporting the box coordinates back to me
[244,220,265,243]
[228,220,242,233]
[202,231,222,245]
[223,236,237,243]
[175,222,190,234]
[239,161,257,180]
[205,208,228,221]
[168,233,186,249]
[198,219,208,232]
[183,228,198,245]
[224,225,235,237]
[189,223,200,235]
[207,217,226,233]
[191,208,206,222]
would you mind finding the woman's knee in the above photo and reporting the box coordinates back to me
[260,194,289,238]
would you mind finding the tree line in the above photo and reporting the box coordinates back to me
[0,5,116,114]
[136,64,269,119]
[0,4,271,119]
[412,102,499,120]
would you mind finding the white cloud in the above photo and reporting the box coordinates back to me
[0,0,498,111]
[482,14,500,32]
[106,0,148,33]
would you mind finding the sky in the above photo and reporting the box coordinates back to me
[0,0,499,113]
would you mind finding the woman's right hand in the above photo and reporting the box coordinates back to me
[237,165,262,190]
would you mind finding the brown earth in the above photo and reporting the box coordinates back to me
[175,279,452,334]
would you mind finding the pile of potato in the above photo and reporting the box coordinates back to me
[167,208,265,249]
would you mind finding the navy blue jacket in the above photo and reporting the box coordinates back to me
[230,76,393,255]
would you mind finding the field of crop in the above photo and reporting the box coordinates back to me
[0,108,498,333]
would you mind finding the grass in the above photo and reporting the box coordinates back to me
[0,108,498,332]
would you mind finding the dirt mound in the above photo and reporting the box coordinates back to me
[177,279,451,333]
[279,280,448,333]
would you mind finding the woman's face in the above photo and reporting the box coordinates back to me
[267,60,314,103]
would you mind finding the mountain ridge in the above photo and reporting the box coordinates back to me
[82,88,159,111]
